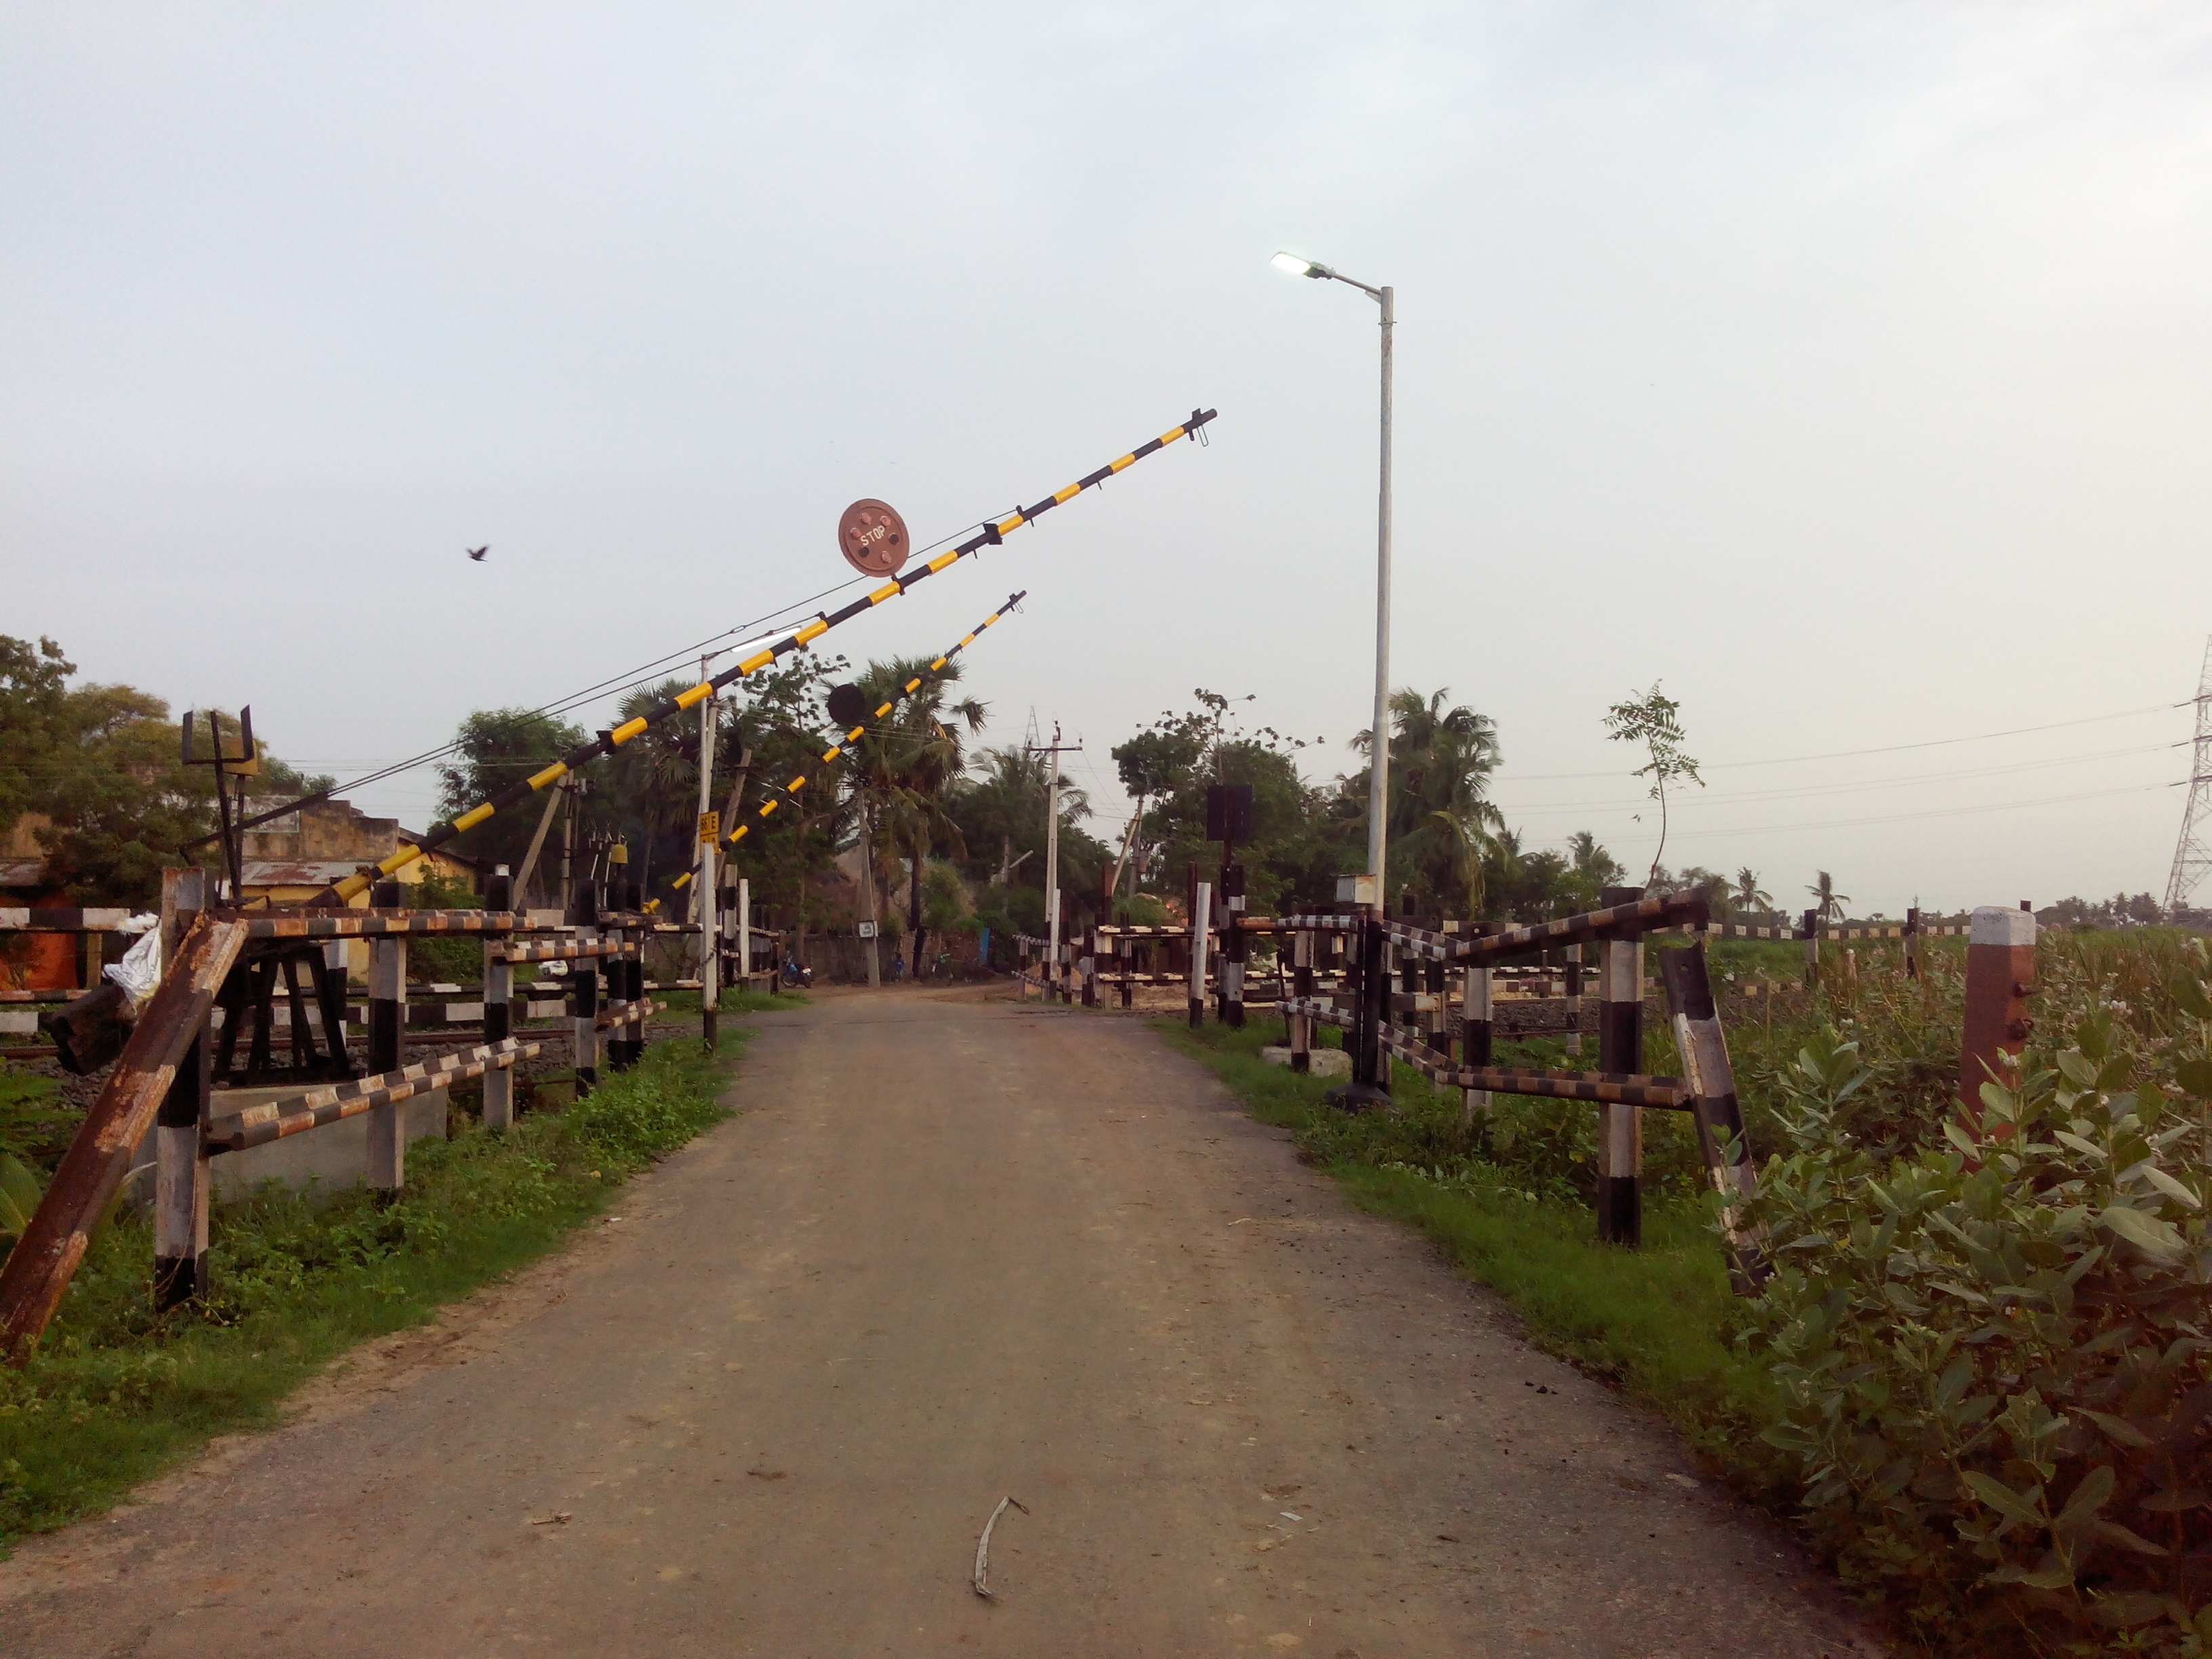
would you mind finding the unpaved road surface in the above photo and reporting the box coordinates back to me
[1,994,1881,1657]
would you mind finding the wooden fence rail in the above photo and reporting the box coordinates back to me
[0,860,709,1362]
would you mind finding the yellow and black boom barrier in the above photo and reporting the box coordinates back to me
[333,406,1216,901]
[721,589,1023,852]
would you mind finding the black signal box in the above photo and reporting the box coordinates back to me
[1205,783,1254,844]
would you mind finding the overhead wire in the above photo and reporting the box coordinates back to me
[1491,701,2182,782]
[1646,781,2169,841]
[1490,739,2182,816]
[329,406,1216,899]
[186,472,1159,847]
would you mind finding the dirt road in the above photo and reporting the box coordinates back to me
[0,993,1880,1657]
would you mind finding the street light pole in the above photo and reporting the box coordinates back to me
[1370,282,1393,899]
[696,654,720,1049]
[1273,251,1394,908]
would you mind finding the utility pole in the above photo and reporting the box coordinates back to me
[1105,793,1146,912]
[2166,634,2212,918]
[695,654,720,1050]
[1027,723,1082,1000]
[859,802,882,989]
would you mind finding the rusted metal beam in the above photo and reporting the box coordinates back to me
[1279,998,1689,1107]
[207,1036,544,1154]
[493,938,639,963]
[1376,895,1711,964]
[0,915,247,1364]
[230,910,522,939]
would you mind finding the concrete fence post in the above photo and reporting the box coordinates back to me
[1959,905,2037,1135]
[367,878,407,1190]
[1597,885,1645,1247]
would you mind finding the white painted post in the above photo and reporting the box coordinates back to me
[1461,958,1493,1126]
[1187,882,1212,1029]
[736,876,752,986]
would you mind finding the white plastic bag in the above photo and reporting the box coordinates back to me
[103,913,163,1013]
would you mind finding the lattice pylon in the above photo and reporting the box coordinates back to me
[2165,635,2212,916]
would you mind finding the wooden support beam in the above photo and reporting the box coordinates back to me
[0,913,247,1363]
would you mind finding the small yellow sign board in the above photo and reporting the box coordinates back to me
[698,811,720,844]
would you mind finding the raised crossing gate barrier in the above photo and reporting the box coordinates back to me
[327,409,1216,903]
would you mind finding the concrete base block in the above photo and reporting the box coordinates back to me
[211,1085,449,1200]
[1261,1046,1351,1078]
[129,1086,449,1205]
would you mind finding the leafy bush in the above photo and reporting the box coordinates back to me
[1738,994,2212,1654]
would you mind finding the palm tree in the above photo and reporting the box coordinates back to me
[844,657,987,967]
[1734,867,1772,918]
[1567,831,1623,899]
[1807,870,1849,924]
[1349,687,1504,916]
[954,745,1089,885]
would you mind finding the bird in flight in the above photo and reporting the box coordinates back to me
[466,545,489,562]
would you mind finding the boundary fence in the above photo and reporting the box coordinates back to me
[0,861,719,1356]
[1015,875,2038,1291]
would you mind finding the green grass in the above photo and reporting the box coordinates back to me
[0,1033,742,1551]
[1160,1015,1793,1498]
[0,1069,74,1168]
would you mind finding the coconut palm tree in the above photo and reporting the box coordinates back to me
[1734,867,1772,918]
[1807,869,1849,924]
[844,657,986,968]
[953,744,1089,886]
[1349,687,1504,915]
[1567,831,1623,900]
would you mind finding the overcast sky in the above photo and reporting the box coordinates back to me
[5,3,2209,915]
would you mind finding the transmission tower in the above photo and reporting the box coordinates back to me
[2165,635,2212,917]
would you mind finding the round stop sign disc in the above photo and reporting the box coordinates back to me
[838,499,909,577]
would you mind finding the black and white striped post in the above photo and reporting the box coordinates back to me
[367,878,407,1191]
[1460,923,1494,1128]
[1220,863,1246,1029]
[1801,907,1820,989]
[1596,886,1644,1246]
[1423,926,1447,1050]
[1659,945,1769,1296]
[572,882,600,1097]
[483,868,514,1129]
[1904,905,1920,981]
[1288,926,1313,1072]
[1563,943,1584,1057]
[153,868,210,1308]
[628,883,648,1063]
[609,883,635,1072]
[1188,881,1212,1029]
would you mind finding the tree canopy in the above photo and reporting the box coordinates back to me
[0,633,329,906]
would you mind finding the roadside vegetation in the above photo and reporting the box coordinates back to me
[0,1026,745,1552]
[1170,925,2212,1658]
